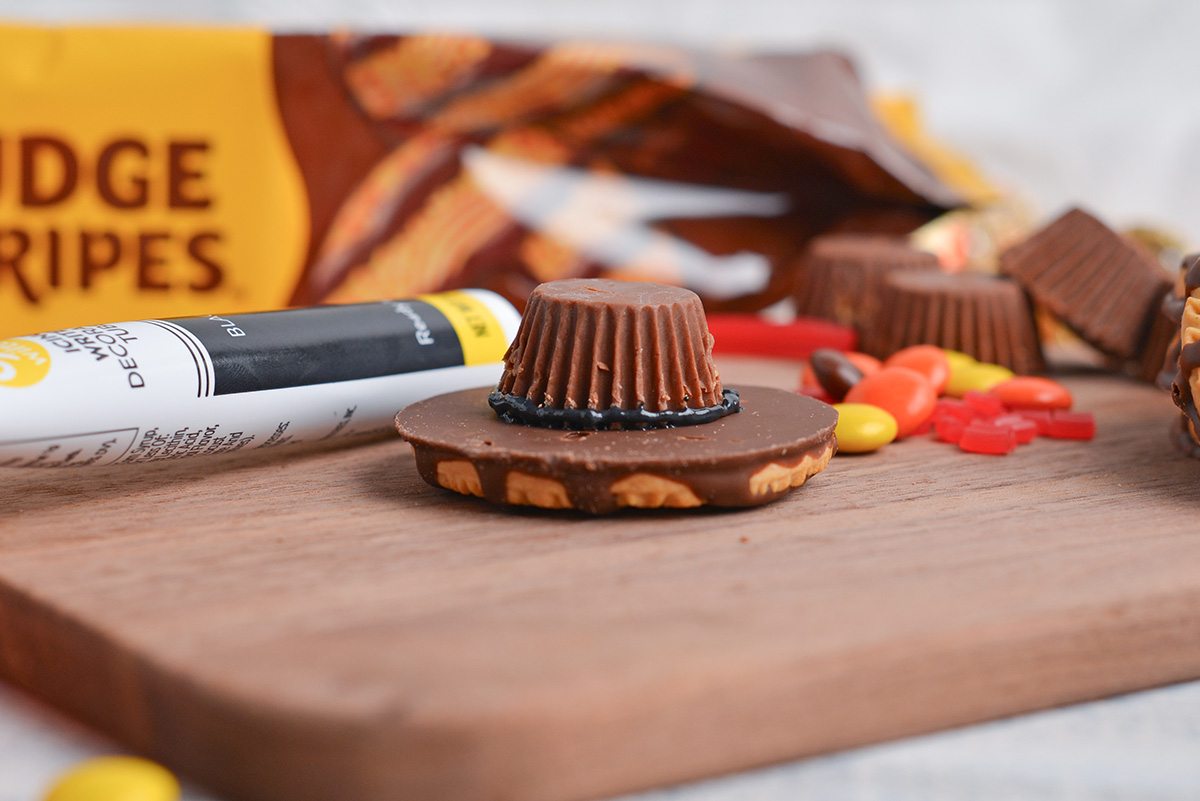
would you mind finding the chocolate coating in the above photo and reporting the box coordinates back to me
[1145,289,1183,387]
[999,207,1170,360]
[1152,252,1194,390]
[859,271,1044,373]
[809,348,864,401]
[396,386,838,514]
[792,235,939,330]
[496,279,723,413]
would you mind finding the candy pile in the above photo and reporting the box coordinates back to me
[799,345,1095,455]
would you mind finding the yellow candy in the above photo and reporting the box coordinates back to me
[43,756,180,801]
[941,349,977,372]
[832,403,898,453]
[944,361,1015,397]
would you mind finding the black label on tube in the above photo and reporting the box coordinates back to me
[170,300,465,395]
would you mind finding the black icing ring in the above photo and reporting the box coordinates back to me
[488,388,740,430]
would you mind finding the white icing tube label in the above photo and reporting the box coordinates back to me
[0,289,520,467]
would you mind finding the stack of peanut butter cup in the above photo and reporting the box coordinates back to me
[792,234,939,330]
[793,233,1045,372]
[397,279,839,513]
[794,209,1175,384]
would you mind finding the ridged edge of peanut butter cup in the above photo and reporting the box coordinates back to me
[792,234,939,328]
[999,207,1171,360]
[861,271,1044,373]
[496,279,723,414]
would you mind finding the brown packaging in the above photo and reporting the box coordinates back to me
[0,27,960,337]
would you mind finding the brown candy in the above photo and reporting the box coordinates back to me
[809,348,864,401]
[495,279,722,414]
[792,235,940,330]
[1146,252,1195,390]
[998,207,1171,361]
[859,271,1045,373]
[398,386,837,514]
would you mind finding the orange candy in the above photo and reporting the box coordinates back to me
[800,351,882,390]
[885,345,951,395]
[989,376,1073,411]
[843,366,937,438]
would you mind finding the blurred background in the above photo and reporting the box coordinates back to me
[5,0,1198,244]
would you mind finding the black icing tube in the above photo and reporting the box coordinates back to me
[0,290,519,467]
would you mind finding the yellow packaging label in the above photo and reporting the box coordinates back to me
[0,26,309,337]
[418,289,509,366]
[0,337,51,386]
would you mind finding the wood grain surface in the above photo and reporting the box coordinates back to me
[2,356,1200,801]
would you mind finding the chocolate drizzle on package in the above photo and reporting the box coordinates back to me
[285,37,962,313]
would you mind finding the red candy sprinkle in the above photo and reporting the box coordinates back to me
[935,416,967,443]
[963,390,1006,418]
[959,420,1018,455]
[1046,411,1096,440]
[1015,409,1053,435]
[933,397,974,424]
[993,414,1039,444]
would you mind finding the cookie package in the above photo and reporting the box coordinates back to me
[0,26,961,339]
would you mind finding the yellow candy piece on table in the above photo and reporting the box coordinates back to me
[42,756,180,801]
[941,349,977,372]
[832,403,898,454]
[944,362,1015,398]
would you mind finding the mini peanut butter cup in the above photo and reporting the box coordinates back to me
[860,271,1044,374]
[396,279,838,513]
[792,234,939,330]
[999,208,1171,361]
[489,279,735,428]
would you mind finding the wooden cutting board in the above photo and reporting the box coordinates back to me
[3,356,1200,801]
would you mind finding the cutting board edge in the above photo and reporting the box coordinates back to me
[4,576,1200,801]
